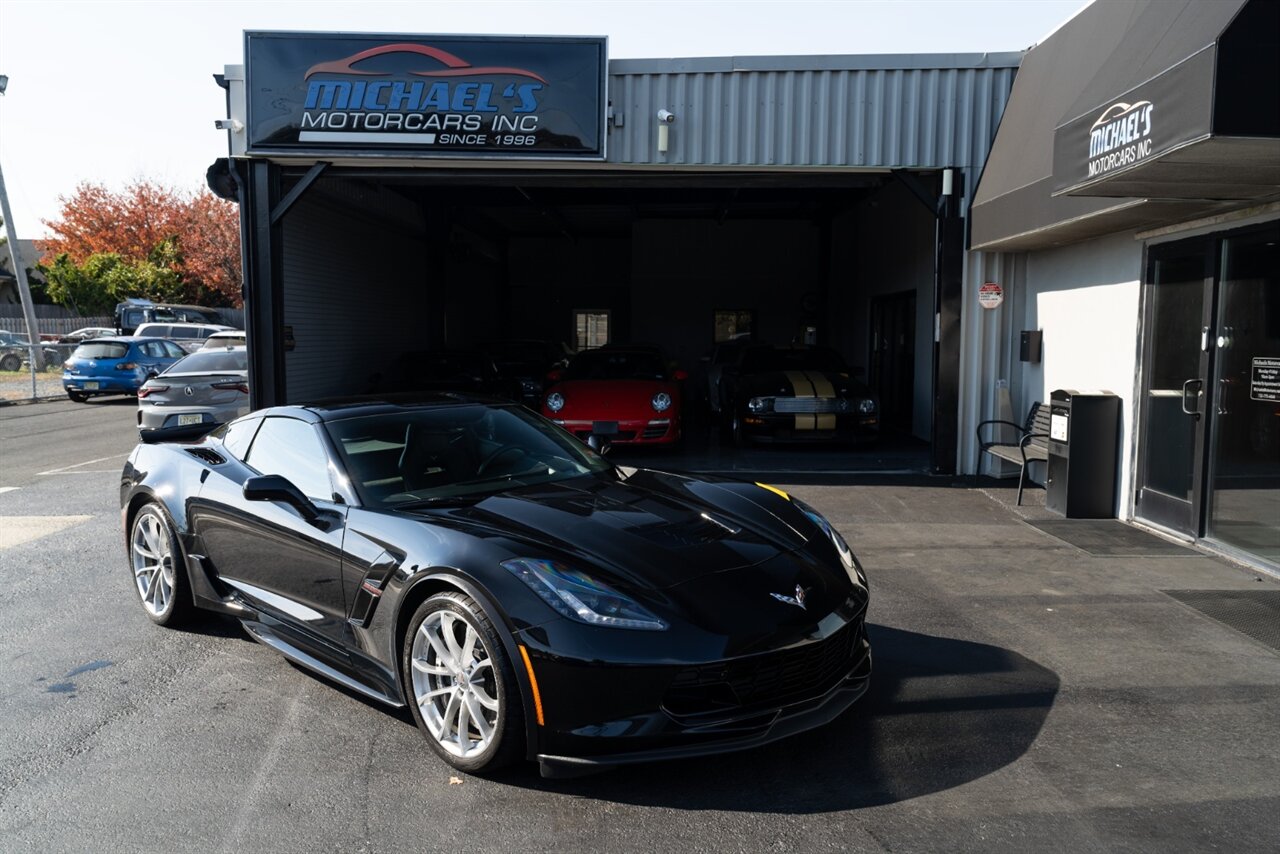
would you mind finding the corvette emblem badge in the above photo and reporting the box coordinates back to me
[771,584,809,610]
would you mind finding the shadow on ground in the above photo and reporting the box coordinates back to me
[503,624,1060,812]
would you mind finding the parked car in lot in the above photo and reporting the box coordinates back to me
[120,397,871,776]
[541,345,686,445]
[61,337,186,402]
[199,329,247,350]
[1,329,68,371]
[719,345,878,445]
[134,322,237,353]
[137,346,249,438]
[59,327,117,344]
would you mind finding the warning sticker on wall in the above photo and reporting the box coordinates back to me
[1251,357,1280,402]
[978,282,1004,309]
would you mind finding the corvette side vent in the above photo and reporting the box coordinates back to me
[185,448,227,466]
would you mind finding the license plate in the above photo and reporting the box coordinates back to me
[178,414,204,426]
[83,381,99,390]
[592,420,619,435]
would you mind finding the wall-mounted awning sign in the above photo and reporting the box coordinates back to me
[245,32,606,160]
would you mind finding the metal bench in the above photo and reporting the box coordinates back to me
[977,402,1051,505]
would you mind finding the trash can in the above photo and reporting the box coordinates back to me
[1045,389,1121,518]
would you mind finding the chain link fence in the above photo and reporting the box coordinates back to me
[0,316,113,403]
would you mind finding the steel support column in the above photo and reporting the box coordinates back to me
[932,183,965,475]
[241,159,285,409]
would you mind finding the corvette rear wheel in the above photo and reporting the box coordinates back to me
[129,503,192,626]
[404,592,524,774]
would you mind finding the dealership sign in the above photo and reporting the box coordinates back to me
[245,32,606,159]
[1052,46,1213,195]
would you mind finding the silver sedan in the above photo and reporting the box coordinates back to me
[137,347,249,434]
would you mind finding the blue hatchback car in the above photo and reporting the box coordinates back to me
[62,337,186,402]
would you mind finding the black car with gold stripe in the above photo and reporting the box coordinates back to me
[720,345,879,444]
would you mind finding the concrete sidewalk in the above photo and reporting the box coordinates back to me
[755,475,1280,850]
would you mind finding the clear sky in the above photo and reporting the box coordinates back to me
[0,0,1088,238]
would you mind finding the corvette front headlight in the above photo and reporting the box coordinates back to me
[792,497,864,585]
[501,558,668,631]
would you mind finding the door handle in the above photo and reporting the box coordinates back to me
[1217,378,1230,415]
[1181,379,1203,420]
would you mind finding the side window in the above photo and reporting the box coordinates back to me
[162,341,186,358]
[245,417,334,502]
[140,341,164,358]
[221,416,262,461]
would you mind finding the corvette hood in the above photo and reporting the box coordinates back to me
[422,470,809,590]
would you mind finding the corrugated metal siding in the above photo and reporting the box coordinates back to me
[606,58,1018,175]
[282,180,428,401]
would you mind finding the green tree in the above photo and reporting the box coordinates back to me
[40,249,183,315]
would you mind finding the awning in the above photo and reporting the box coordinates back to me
[971,0,1279,253]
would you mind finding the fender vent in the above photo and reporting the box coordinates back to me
[185,448,226,466]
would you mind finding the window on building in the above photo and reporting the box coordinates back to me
[714,310,754,343]
[574,310,610,351]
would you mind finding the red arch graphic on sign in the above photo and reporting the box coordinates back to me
[304,43,548,82]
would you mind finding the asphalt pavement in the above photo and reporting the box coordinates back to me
[1,398,1277,852]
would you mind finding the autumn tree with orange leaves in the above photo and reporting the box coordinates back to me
[38,180,241,315]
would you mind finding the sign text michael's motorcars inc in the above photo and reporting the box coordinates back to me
[1051,46,1214,194]
[244,32,606,159]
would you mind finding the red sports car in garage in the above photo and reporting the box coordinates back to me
[541,345,685,445]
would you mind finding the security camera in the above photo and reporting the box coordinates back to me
[214,119,244,132]
[657,109,676,123]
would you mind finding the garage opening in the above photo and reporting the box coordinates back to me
[258,167,941,473]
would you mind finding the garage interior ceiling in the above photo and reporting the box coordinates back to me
[304,170,895,239]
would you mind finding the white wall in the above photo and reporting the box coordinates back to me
[1016,232,1142,514]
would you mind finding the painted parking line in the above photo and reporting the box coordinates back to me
[0,516,93,550]
[36,454,129,476]
[0,487,18,495]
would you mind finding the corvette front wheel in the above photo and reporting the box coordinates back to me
[129,503,192,626]
[403,591,524,774]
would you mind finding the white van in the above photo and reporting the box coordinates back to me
[134,322,237,353]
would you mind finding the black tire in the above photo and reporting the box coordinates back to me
[402,591,525,774]
[127,503,194,627]
[66,390,89,403]
[0,354,20,372]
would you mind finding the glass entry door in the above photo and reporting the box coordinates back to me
[1135,239,1214,535]
[1137,222,1280,565]
[1205,227,1280,562]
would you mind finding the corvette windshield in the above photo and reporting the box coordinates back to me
[324,404,612,509]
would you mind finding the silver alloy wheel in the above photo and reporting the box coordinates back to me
[131,510,174,617]
[410,609,500,759]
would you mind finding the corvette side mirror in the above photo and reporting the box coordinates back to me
[244,475,320,524]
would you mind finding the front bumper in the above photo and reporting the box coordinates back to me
[520,612,871,776]
[741,412,878,443]
[552,417,680,445]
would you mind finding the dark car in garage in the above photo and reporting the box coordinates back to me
[720,345,879,445]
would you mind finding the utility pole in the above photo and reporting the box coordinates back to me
[0,73,45,374]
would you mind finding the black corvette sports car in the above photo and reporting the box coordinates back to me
[120,397,871,776]
[720,345,879,445]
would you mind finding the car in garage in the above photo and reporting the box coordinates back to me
[137,346,249,439]
[61,337,186,402]
[541,345,686,445]
[720,345,879,445]
[120,397,871,776]
[379,349,518,400]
